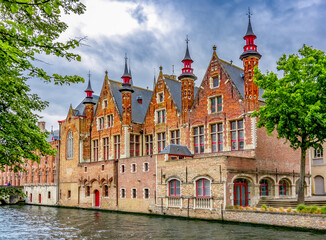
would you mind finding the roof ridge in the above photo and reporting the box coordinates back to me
[164,77,181,83]
[219,59,244,71]
[108,79,153,92]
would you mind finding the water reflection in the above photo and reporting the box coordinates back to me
[0,205,324,240]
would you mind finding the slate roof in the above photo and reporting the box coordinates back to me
[245,18,255,36]
[109,80,153,123]
[219,60,264,101]
[164,78,199,112]
[160,144,193,156]
[75,95,100,116]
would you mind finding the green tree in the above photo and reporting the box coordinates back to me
[0,0,85,181]
[253,45,326,204]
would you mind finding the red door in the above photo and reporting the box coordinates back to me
[39,194,41,203]
[234,179,250,206]
[30,193,32,202]
[95,190,100,207]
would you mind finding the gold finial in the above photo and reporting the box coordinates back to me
[159,65,163,71]
[213,45,217,51]
[105,70,108,76]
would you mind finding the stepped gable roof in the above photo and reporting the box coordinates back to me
[109,80,153,123]
[75,95,100,116]
[163,77,199,112]
[46,129,59,142]
[219,60,264,101]
[160,144,193,157]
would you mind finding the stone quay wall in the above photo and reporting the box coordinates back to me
[224,210,326,230]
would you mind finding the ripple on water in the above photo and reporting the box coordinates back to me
[0,205,325,240]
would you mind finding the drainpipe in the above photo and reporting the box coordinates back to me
[56,123,61,205]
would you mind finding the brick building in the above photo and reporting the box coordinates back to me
[56,14,310,218]
[0,121,59,205]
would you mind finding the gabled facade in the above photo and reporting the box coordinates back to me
[56,14,310,217]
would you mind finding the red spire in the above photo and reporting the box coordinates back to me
[121,53,131,84]
[85,71,94,97]
[181,36,194,75]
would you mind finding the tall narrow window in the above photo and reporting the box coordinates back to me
[98,117,105,130]
[67,130,73,159]
[104,185,109,197]
[130,135,140,157]
[260,179,270,196]
[93,140,98,161]
[194,126,204,154]
[231,120,244,150]
[170,130,180,144]
[114,135,120,159]
[145,135,153,155]
[132,188,137,199]
[103,137,109,160]
[144,188,149,199]
[86,186,90,196]
[107,114,114,128]
[211,96,222,113]
[213,77,219,87]
[121,189,126,198]
[169,179,181,197]
[68,190,71,199]
[211,123,223,152]
[157,110,166,124]
[157,132,166,152]
[196,178,210,197]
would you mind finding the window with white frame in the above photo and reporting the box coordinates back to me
[211,123,223,152]
[120,188,126,198]
[120,164,125,173]
[213,76,219,87]
[107,114,114,128]
[170,130,180,144]
[157,132,166,152]
[103,99,108,108]
[210,96,222,113]
[230,120,244,150]
[143,188,150,199]
[114,135,120,159]
[157,92,164,103]
[98,117,105,130]
[131,188,137,199]
[131,163,137,173]
[145,135,153,155]
[193,126,204,154]
[196,178,210,197]
[93,139,98,161]
[157,109,166,124]
[143,162,149,172]
[103,137,109,160]
[313,148,323,159]
[169,179,181,197]
[67,130,73,159]
[130,134,140,157]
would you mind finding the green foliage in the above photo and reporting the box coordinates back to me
[296,204,307,212]
[0,186,25,200]
[253,45,326,203]
[321,206,326,214]
[260,204,268,210]
[0,0,85,171]
[308,205,319,214]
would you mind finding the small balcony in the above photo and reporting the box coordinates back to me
[194,197,212,210]
[167,197,182,208]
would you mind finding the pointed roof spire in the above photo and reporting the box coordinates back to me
[122,53,131,78]
[129,57,133,85]
[245,7,255,36]
[183,35,192,61]
[85,70,94,93]
[153,68,156,90]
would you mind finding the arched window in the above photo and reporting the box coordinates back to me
[169,179,180,197]
[67,131,73,159]
[234,178,250,206]
[314,176,325,195]
[260,179,270,196]
[196,178,210,197]
[279,179,289,196]
[104,185,109,197]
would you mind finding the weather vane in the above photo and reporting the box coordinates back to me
[185,35,189,45]
[247,7,252,20]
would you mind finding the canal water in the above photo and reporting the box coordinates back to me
[0,205,325,240]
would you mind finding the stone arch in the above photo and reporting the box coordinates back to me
[259,176,275,197]
[232,175,255,206]
[279,178,292,197]
[89,178,98,186]
[192,174,214,183]
[166,177,182,197]
[166,175,183,184]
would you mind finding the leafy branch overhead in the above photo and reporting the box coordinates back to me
[253,45,326,204]
[0,0,85,84]
[0,0,85,172]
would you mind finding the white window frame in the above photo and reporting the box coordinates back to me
[131,188,137,199]
[131,163,137,173]
[155,108,166,124]
[143,188,150,199]
[120,164,125,174]
[120,188,126,199]
[143,162,149,172]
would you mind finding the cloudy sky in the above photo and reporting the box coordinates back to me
[27,0,326,130]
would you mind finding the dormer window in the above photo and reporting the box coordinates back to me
[103,100,108,108]
[157,109,166,124]
[210,96,222,113]
[210,76,220,88]
[136,96,143,104]
[107,114,113,128]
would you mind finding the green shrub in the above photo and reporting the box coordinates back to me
[297,204,307,213]
[234,205,240,210]
[321,206,326,214]
[261,204,268,210]
[308,206,319,214]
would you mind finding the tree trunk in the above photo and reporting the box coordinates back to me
[297,147,306,204]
